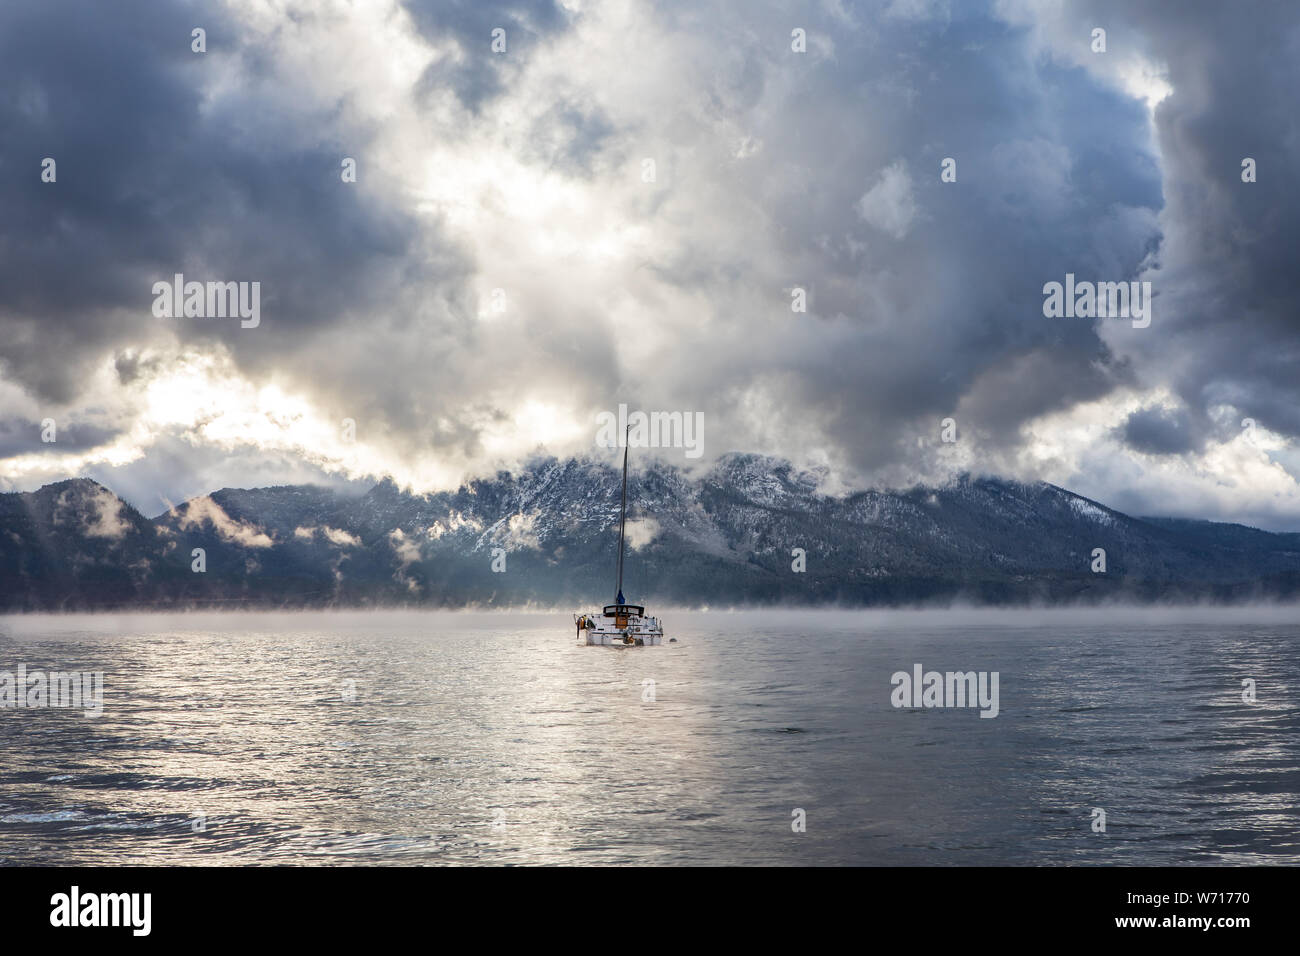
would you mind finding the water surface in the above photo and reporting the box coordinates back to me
[1,607,1297,865]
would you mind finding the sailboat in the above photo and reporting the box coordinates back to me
[573,427,666,646]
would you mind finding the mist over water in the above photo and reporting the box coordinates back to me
[1,609,1297,865]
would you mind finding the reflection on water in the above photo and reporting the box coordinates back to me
[1,608,1298,865]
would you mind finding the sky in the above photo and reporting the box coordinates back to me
[1,0,1298,529]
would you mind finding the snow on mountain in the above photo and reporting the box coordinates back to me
[3,459,1300,610]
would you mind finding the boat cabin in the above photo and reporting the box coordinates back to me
[603,604,644,627]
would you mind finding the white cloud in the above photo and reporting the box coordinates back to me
[51,486,132,540]
[295,525,361,547]
[388,528,421,567]
[855,161,917,239]
[624,516,660,550]
[171,496,273,548]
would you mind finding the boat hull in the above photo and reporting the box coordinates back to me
[574,610,665,646]
[581,629,664,647]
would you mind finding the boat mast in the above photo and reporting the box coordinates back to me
[615,423,629,604]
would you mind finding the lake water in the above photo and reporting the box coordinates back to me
[1,607,1298,866]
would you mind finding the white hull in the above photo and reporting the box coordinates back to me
[582,632,665,647]
[575,609,665,646]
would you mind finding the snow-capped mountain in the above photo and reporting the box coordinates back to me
[3,454,1300,610]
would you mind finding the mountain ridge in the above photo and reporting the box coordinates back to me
[2,455,1299,611]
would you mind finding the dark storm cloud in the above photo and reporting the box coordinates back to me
[403,0,571,111]
[1073,0,1300,439]
[630,0,1162,476]
[0,418,120,458]
[0,0,466,404]
[1118,405,1203,456]
[113,349,163,386]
